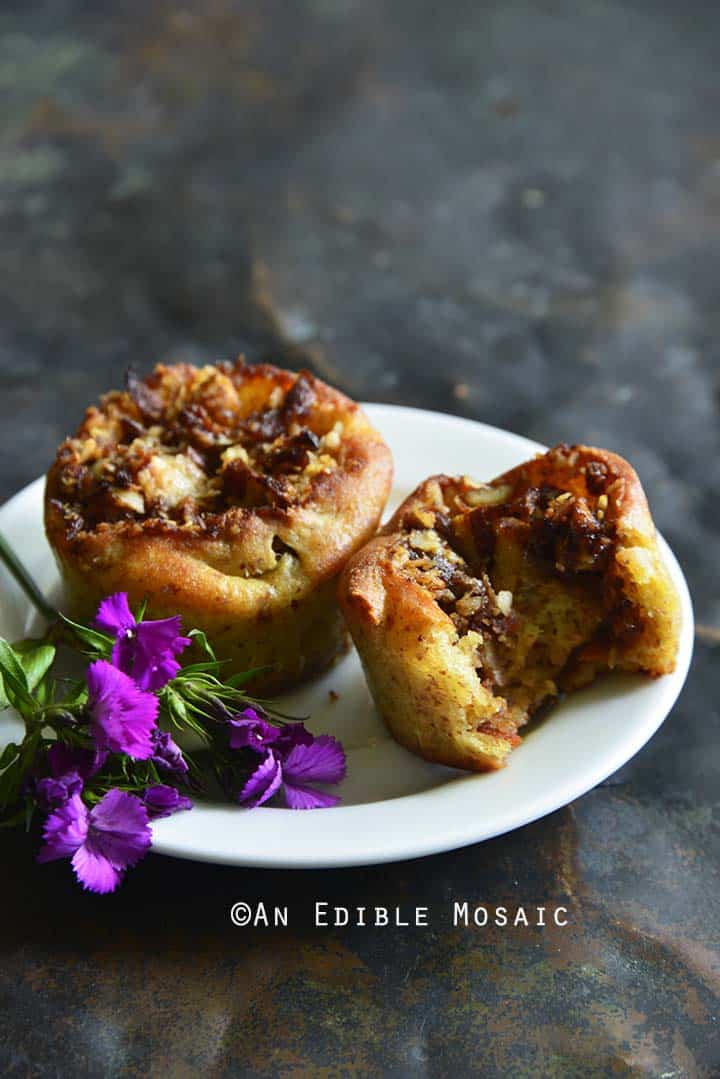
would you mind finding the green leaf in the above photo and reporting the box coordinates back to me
[0,742,18,770]
[0,638,28,690]
[0,638,35,716]
[187,628,217,661]
[34,677,50,707]
[226,666,271,688]
[60,679,89,709]
[58,614,114,655]
[15,642,56,692]
[0,759,20,810]
[162,686,189,725]
[0,730,39,811]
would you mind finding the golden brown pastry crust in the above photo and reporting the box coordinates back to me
[339,444,681,772]
[45,360,393,692]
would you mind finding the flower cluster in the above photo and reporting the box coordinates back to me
[34,600,193,893]
[0,592,347,895]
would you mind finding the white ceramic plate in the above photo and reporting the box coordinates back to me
[0,405,693,867]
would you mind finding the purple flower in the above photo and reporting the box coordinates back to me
[228,708,282,752]
[95,592,191,692]
[238,735,346,810]
[36,771,83,811]
[37,789,152,894]
[35,742,108,810]
[86,660,159,760]
[151,729,188,775]
[143,784,193,819]
[228,709,314,754]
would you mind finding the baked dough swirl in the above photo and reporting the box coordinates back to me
[45,360,393,692]
[339,444,681,771]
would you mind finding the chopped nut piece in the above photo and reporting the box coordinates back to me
[137,452,207,509]
[464,483,512,507]
[322,422,343,451]
[114,489,146,514]
[408,508,436,529]
[408,529,442,554]
[496,590,513,615]
[456,593,484,618]
[221,444,250,467]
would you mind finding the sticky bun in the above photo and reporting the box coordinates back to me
[339,445,680,771]
[45,360,393,692]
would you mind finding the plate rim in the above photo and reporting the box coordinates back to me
[0,404,694,868]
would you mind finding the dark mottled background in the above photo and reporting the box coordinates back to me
[0,1,718,1076]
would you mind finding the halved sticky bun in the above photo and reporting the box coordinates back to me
[45,361,393,692]
[339,444,681,771]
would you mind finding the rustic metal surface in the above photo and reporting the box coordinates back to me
[0,1,718,1075]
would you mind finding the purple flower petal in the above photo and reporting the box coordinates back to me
[87,660,158,759]
[37,793,89,862]
[151,729,188,774]
[238,751,283,808]
[35,742,111,811]
[275,722,315,751]
[71,845,123,894]
[36,772,84,810]
[282,736,346,786]
[228,708,282,753]
[94,592,134,636]
[143,784,193,819]
[283,783,341,810]
[114,617,191,692]
[85,788,152,870]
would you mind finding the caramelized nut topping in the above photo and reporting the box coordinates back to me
[49,362,348,537]
[388,445,646,740]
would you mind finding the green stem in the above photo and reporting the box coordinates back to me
[0,531,57,623]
